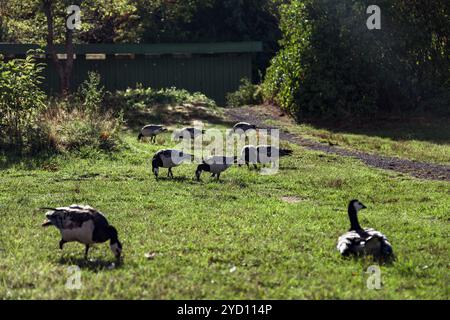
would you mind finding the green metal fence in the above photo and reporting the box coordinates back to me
[0,42,263,105]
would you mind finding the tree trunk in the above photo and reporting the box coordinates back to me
[43,0,74,96]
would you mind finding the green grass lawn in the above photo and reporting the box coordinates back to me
[0,110,449,299]
[265,117,450,165]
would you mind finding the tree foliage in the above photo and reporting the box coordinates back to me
[0,50,47,151]
[263,0,450,119]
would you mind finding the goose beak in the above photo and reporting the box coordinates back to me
[42,219,52,227]
[361,204,367,209]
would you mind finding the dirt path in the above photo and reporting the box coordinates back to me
[226,106,450,181]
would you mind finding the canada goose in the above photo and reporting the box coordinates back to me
[337,200,393,258]
[173,127,205,140]
[195,156,238,181]
[138,125,167,143]
[229,122,257,136]
[41,205,122,262]
[152,149,193,179]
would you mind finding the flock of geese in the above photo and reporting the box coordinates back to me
[41,121,394,264]
[147,122,292,180]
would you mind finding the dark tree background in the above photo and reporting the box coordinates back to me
[263,0,450,118]
[1,0,448,118]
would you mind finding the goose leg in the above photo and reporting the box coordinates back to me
[211,173,215,178]
[59,239,66,250]
[216,173,220,181]
[253,163,258,170]
[169,168,174,178]
[84,245,90,260]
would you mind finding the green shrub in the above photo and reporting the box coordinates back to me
[0,50,47,152]
[43,106,123,152]
[115,85,216,110]
[39,73,123,153]
[263,0,450,119]
[77,71,105,113]
[226,78,263,107]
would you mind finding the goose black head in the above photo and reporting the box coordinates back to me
[195,163,209,181]
[349,199,367,213]
[41,208,58,227]
[108,226,122,262]
[347,199,366,231]
[151,158,159,178]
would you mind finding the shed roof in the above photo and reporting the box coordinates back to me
[0,42,263,55]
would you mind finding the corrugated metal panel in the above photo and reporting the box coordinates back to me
[0,42,263,54]
[2,43,259,105]
[41,54,253,105]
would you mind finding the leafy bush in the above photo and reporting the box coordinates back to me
[226,78,263,107]
[41,72,123,152]
[43,106,123,152]
[0,50,47,152]
[114,85,216,110]
[77,71,105,113]
[263,0,450,119]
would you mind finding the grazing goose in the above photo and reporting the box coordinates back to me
[173,127,205,140]
[337,200,393,258]
[195,155,238,181]
[41,205,122,262]
[239,145,292,169]
[138,125,168,143]
[229,122,257,136]
[152,149,193,179]
[239,145,258,169]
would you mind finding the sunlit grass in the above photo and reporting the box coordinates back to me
[266,119,450,165]
[0,112,448,299]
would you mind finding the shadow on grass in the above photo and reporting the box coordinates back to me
[58,256,121,272]
[343,253,397,266]
[300,115,450,144]
[124,104,235,132]
[154,175,196,183]
[0,150,59,171]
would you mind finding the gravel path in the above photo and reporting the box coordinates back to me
[226,106,450,181]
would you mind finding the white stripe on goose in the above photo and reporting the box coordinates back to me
[337,200,393,259]
[41,205,122,262]
[152,149,193,179]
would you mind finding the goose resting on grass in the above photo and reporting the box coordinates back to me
[152,149,193,179]
[138,125,167,143]
[195,156,238,181]
[41,205,122,262]
[337,200,393,259]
